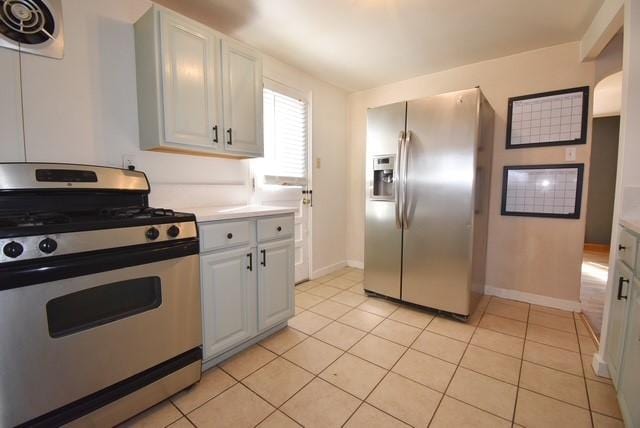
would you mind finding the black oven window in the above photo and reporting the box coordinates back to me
[46,277,162,338]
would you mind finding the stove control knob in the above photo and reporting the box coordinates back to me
[146,227,160,241]
[167,225,180,238]
[3,241,23,258]
[39,238,58,254]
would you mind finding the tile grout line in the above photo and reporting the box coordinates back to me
[177,274,599,428]
[192,293,588,426]
[241,269,363,427]
[182,293,566,427]
[573,311,596,428]
[509,302,531,428]
[426,297,490,427]
[270,292,415,426]
[341,298,440,427]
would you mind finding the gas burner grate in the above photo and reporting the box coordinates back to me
[100,207,176,219]
[0,0,55,45]
[0,212,71,227]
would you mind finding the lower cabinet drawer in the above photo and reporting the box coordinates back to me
[258,215,294,242]
[618,227,638,271]
[200,220,252,252]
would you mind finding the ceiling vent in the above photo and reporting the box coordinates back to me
[0,0,63,59]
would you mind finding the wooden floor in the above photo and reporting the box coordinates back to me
[580,247,610,338]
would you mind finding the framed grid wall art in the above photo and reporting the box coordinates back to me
[501,164,584,219]
[506,86,589,149]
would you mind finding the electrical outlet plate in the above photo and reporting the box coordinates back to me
[122,154,136,170]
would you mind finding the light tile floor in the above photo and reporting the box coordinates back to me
[121,267,624,428]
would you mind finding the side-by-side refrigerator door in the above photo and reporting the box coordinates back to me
[402,89,480,315]
[364,102,406,299]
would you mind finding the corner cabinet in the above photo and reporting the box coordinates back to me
[199,214,295,365]
[134,6,263,158]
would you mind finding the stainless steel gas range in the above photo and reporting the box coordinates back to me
[0,163,202,427]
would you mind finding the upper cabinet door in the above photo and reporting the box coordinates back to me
[159,11,221,149]
[220,39,263,156]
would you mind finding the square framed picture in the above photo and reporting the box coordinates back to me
[501,164,584,219]
[506,86,589,149]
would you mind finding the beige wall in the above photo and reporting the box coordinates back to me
[347,42,595,303]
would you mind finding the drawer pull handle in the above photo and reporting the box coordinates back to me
[247,253,253,271]
[618,277,629,300]
[227,233,233,239]
[261,249,266,267]
[277,226,282,232]
[618,244,627,251]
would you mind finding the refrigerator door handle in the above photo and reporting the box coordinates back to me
[395,131,405,228]
[402,130,412,229]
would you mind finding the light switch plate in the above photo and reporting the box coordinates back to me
[315,157,321,169]
[565,147,577,162]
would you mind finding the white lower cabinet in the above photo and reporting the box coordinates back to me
[201,246,257,360]
[605,261,633,383]
[617,279,640,425]
[258,239,295,331]
[606,225,640,428]
[200,215,294,363]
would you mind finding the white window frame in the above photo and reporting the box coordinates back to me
[261,78,311,187]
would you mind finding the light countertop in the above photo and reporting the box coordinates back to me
[178,205,296,222]
[620,218,640,235]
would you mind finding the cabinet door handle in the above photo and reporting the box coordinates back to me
[247,253,253,271]
[227,233,233,239]
[618,277,629,300]
[260,249,266,267]
[619,244,627,251]
[277,226,282,232]
[227,128,233,145]
[212,125,219,143]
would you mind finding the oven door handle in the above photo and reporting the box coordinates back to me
[0,239,200,290]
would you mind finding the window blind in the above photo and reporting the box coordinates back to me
[262,87,308,185]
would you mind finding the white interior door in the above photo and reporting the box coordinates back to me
[253,79,310,283]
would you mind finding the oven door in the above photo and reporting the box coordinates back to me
[0,241,202,427]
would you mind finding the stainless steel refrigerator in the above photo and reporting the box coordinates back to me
[364,88,494,318]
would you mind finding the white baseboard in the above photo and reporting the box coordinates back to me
[347,260,364,269]
[591,352,611,378]
[311,261,347,279]
[485,285,582,312]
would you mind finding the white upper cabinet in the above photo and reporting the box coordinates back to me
[134,6,263,158]
[0,49,25,161]
[221,39,263,156]
[159,12,221,150]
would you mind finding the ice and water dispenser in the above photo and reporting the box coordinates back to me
[371,155,396,200]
